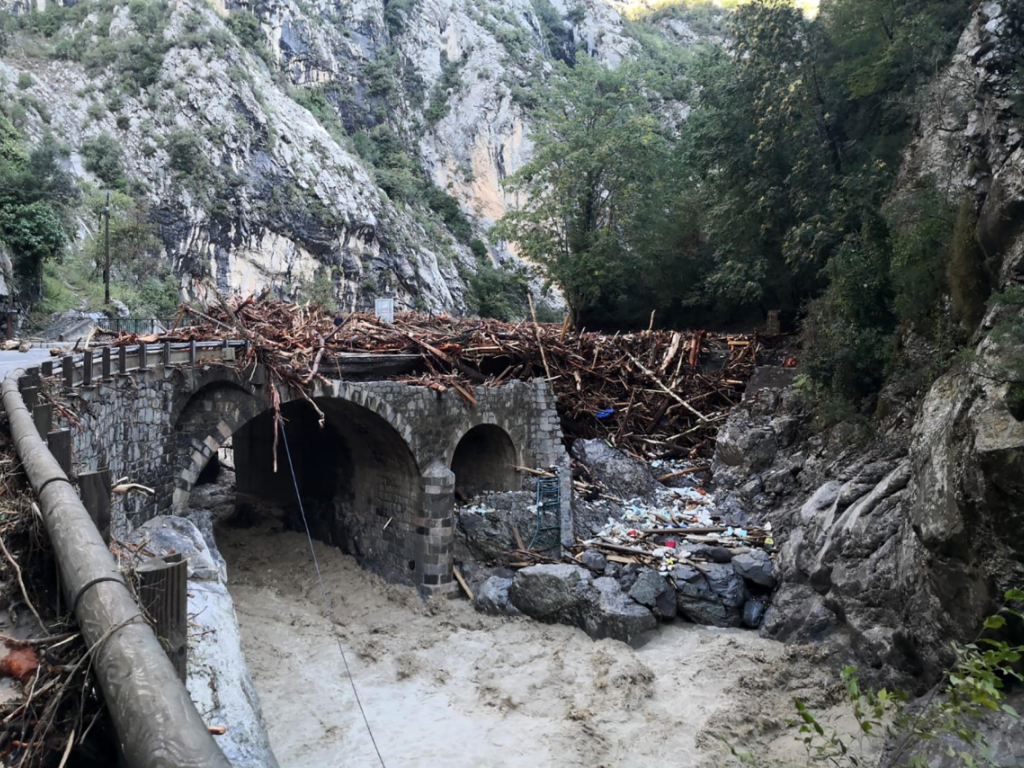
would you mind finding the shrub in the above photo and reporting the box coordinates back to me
[227,11,272,66]
[467,258,530,321]
[384,0,422,36]
[81,132,126,190]
[166,130,207,178]
[15,72,32,90]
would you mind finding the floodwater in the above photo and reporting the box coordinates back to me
[218,521,860,768]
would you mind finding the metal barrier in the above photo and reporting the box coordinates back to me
[1,344,243,768]
[95,317,184,336]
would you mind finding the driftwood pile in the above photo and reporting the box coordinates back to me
[102,295,761,457]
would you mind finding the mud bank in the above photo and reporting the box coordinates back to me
[218,521,866,768]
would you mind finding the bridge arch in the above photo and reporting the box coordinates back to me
[167,371,437,588]
[450,424,519,498]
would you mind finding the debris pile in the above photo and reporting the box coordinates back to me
[101,295,760,456]
[574,486,773,574]
[0,419,107,766]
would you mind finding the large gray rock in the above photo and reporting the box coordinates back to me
[628,569,677,619]
[571,439,659,501]
[509,564,656,643]
[508,564,594,622]
[732,550,776,588]
[580,550,608,572]
[126,517,279,768]
[583,577,658,643]
[673,563,748,627]
[473,576,520,616]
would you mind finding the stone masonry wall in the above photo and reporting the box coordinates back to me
[44,357,570,594]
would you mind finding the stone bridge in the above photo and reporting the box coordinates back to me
[23,341,571,595]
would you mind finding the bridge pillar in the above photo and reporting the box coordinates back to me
[416,461,455,597]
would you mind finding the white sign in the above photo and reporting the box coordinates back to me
[375,298,395,324]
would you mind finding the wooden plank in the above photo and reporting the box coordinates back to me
[32,404,52,438]
[47,428,72,476]
[20,385,38,411]
[82,350,93,386]
[656,465,710,482]
[79,469,112,544]
[136,554,188,682]
[452,566,474,600]
[62,355,74,391]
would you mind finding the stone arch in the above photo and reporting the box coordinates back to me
[450,423,519,498]
[233,397,427,586]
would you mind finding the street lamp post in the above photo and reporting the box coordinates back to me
[103,190,111,305]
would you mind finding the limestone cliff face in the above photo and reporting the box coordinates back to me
[0,0,702,314]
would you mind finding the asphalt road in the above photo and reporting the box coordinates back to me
[0,348,54,382]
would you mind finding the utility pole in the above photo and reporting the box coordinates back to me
[103,190,111,305]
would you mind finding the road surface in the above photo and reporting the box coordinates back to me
[0,348,55,382]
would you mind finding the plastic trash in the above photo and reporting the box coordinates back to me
[596,408,616,419]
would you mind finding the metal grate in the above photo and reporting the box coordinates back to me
[529,475,561,552]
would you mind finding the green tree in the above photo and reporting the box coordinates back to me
[81,132,126,190]
[0,126,78,298]
[493,57,673,326]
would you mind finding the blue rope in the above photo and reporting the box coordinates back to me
[279,419,387,768]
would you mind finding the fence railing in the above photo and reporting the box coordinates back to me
[95,317,184,336]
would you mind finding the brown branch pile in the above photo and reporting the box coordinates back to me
[103,295,761,457]
[0,420,106,767]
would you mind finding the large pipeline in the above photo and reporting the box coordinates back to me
[1,372,230,768]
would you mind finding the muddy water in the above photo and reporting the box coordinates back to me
[218,521,857,768]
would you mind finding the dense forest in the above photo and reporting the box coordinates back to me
[495,0,1024,413]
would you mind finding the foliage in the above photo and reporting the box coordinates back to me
[948,198,994,331]
[81,132,126,190]
[295,266,338,311]
[0,128,78,298]
[384,0,422,37]
[531,0,575,64]
[425,52,465,124]
[165,130,208,179]
[726,589,1024,767]
[494,56,674,326]
[289,85,347,144]
[226,10,272,66]
[466,256,530,322]
[888,178,956,331]
[352,125,474,242]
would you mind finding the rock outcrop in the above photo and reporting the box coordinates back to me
[126,516,279,767]
[0,0,708,315]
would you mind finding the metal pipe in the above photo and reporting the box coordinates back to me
[1,371,230,768]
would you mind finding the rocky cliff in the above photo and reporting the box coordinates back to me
[711,0,1024,690]
[0,0,712,314]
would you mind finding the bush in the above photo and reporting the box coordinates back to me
[425,51,465,124]
[888,178,955,332]
[467,258,530,321]
[227,11,272,65]
[384,0,422,36]
[16,72,32,90]
[166,130,207,178]
[82,132,126,190]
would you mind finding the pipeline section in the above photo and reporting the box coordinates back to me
[2,371,229,768]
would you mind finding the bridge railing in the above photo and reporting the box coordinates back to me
[2,352,236,767]
[35,339,249,390]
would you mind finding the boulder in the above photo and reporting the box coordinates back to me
[673,563,748,627]
[509,565,656,643]
[732,550,776,588]
[580,550,608,572]
[473,576,520,616]
[628,569,677,619]
[126,516,279,768]
[508,564,594,622]
[583,577,658,643]
[570,439,659,501]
